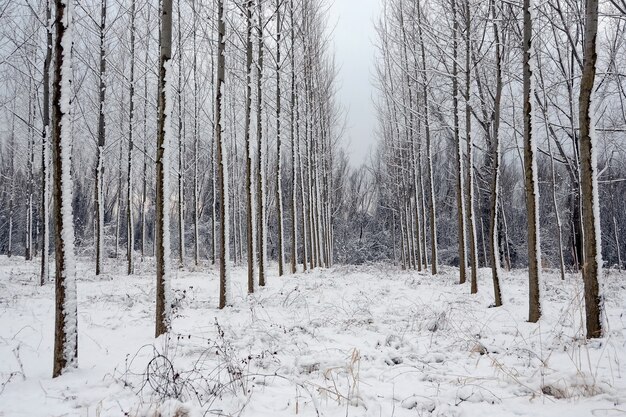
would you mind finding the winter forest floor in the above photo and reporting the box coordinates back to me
[0,256,625,417]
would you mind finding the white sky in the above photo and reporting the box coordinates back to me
[328,0,381,167]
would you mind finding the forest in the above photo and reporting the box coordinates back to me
[0,0,625,415]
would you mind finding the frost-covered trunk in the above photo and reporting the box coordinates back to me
[26,87,36,261]
[298,100,309,272]
[192,0,199,267]
[579,0,603,339]
[289,0,298,274]
[544,110,566,281]
[453,0,467,284]
[275,0,285,276]
[177,0,185,268]
[489,0,503,307]
[417,126,429,268]
[40,0,52,285]
[95,0,107,275]
[256,0,267,286]
[416,0,437,274]
[52,0,77,377]
[115,135,124,258]
[523,0,541,322]
[215,0,230,308]
[464,0,478,294]
[126,0,136,275]
[155,0,173,337]
[244,0,256,293]
[8,110,15,258]
[140,12,150,259]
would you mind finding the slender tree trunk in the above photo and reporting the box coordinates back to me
[244,0,256,292]
[177,0,185,268]
[275,0,285,276]
[416,0,437,274]
[8,110,15,258]
[289,0,298,274]
[216,0,229,308]
[26,86,35,261]
[523,0,541,322]
[155,0,173,337]
[95,0,107,275]
[126,0,137,275]
[141,7,151,259]
[489,0,503,307]
[256,0,267,286]
[192,0,199,266]
[579,0,603,339]
[40,0,52,285]
[52,0,77,377]
[464,0,478,293]
[453,0,467,284]
[115,134,124,258]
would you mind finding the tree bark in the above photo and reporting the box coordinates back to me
[579,0,603,339]
[155,0,173,337]
[52,0,78,377]
[216,0,229,309]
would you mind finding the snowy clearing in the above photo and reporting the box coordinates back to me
[1,256,625,417]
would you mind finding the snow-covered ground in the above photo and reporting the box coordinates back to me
[1,255,625,417]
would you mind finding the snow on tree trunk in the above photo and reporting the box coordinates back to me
[95,0,107,276]
[155,0,173,337]
[216,0,230,309]
[452,0,467,284]
[40,0,53,286]
[256,0,267,286]
[579,0,603,339]
[52,0,78,378]
[523,0,541,322]
[245,0,257,293]
[488,0,503,307]
[126,0,136,276]
[275,0,285,277]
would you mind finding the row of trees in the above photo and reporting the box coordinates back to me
[1,0,622,376]
[373,0,624,338]
[0,0,342,376]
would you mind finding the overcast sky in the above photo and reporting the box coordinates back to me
[328,0,381,167]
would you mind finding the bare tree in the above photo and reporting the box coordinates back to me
[52,0,77,378]
[155,0,173,337]
[523,0,541,322]
[579,0,603,339]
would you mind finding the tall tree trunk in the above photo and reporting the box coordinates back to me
[155,0,173,337]
[523,0,541,322]
[126,0,137,275]
[192,0,199,266]
[177,0,185,268]
[579,0,603,339]
[40,0,52,285]
[26,86,35,261]
[275,0,285,276]
[489,0,503,307]
[289,0,298,274]
[416,0,438,274]
[140,6,151,259]
[244,0,256,293]
[453,0,467,284]
[52,0,77,377]
[215,0,229,308]
[256,0,267,286]
[464,0,478,293]
[95,0,107,275]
